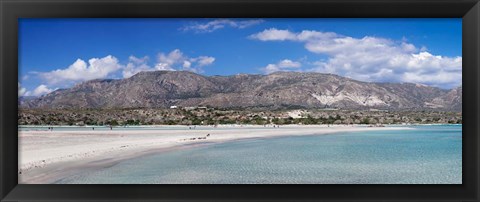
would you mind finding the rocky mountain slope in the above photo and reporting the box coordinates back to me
[21,71,462,111]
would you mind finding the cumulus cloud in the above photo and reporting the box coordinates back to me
[249,28,298,41]
[20,84,57,97]
[155,49,184,71]
[155,49,215,73]
[31,84,56,96]
[182,19,264,33]
[183,61,192,69]
[249,28,337,41]
[250,28,462,89]
[34,50,216,87]
[39,55,123,85]
[192,56,216,67]
[18,83,27,96]
[262,59,302,74]
[123,56,153,78]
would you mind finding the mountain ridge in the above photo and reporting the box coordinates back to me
[21,71,462,111]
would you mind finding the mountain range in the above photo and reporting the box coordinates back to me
[20,71,462,111]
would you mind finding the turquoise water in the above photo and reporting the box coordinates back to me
[55,125,462,184]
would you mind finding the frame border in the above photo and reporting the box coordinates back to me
[1,0,479,201]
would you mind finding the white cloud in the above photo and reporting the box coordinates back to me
[182,19,264,33]
[123,56,154,78]
[154,63,176,71]
[193,56,216,67]
[249,28,337,41]
[30,84,56,96]
[18,83,27,96]
[278,59,302,68]
[39,55,123,85]
[29,50,215,92]
[249,28,298,41]
[155,49,184,71]
[262,59,302,74]
[182,61,192,69]
[155,49,215,73]
[251,28,462,89]
[124,51,216,78]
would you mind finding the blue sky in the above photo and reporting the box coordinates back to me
[19,18,462,96]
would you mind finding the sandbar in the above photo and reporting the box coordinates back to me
[18,124,411,183]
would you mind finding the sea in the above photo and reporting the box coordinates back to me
[32,125,461,184]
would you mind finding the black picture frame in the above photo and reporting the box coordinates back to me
[1,0,479,201]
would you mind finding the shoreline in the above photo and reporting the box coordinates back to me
[19,125,412,184]
[18,123,461,128]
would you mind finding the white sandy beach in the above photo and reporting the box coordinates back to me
[18,125,410,183]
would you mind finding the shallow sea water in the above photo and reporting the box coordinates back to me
[55,125,462,184]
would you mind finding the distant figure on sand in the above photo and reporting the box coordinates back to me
[207,134,210,137]
[110,126,112,130]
